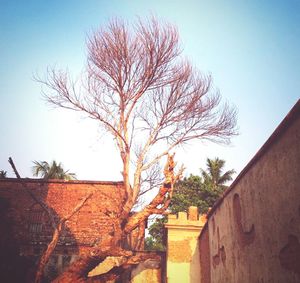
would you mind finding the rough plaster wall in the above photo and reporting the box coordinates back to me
[167,229,200,283]
[199,226,210,283]
[207,115,300,283]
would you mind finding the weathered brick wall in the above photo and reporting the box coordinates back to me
[199,101,300,282]
[0,179,125,282]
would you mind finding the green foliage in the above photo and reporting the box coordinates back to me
[201,157,235,190]
[145,217,167,251]
[145,157,235,251]
[170,157,235,215]
[145,236,165,252]
[169,174,220,214]
[32,160,77,180]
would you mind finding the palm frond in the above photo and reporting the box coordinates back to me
[32,160,77,180]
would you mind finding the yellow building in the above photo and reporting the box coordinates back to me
[165,206,206,283]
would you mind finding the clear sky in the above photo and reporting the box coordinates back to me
[1,0,299,181]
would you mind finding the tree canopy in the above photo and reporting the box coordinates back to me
[170,157,235,214]
[201,157,235,191]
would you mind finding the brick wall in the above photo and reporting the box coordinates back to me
[0,179,125,282]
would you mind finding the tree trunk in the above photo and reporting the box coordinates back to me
[52,222,132,282]
[86,252,161,283]
[52,247,133,282]
[51,154,180,282]
[34,223,64,283]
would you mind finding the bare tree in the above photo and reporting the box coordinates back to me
[37,17,237,281]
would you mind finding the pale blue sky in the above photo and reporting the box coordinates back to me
[0,0,299,180]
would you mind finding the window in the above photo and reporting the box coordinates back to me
[27,204,45,233]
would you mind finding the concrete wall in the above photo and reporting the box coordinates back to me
[200,101,300,282]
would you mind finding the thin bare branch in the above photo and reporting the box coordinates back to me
[34,192,93,283]
[8,157,56,229]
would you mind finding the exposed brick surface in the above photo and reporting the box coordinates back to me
[0,178,125,282]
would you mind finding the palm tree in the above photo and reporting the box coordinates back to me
[32,160,77,180]
[0,170,7,178]
[201,158,235,190]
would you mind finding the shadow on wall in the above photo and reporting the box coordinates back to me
[0,197,34,282]
[0,182,79,283]
[279,234,300,277]
[190,238,201,283]
[199,225,210,283]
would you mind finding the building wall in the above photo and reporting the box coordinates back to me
[0,179,125,282]
[199,224,210,283]
[200,101,300,282]
[165,207,206,283]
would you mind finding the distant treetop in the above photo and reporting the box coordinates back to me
[0,170,7,179]
[32,160,77,180]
